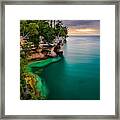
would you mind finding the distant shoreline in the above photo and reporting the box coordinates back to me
[68,35,100,37]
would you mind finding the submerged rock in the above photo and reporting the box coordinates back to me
[27,57,62,99]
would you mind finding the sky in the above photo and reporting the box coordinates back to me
[62,20,100,36]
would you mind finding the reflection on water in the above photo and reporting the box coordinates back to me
[40,36,100,100]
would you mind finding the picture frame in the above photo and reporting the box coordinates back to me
[0,0,119,119]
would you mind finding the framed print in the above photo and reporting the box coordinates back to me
[0,0,119,119]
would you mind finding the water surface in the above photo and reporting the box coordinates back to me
[34,36,100,100]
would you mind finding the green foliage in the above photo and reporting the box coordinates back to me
[20,57,28,72]
[21,42,33,58]
[20,57,27,99]
[43,27,55,43]
[20,21,29,36]
[20,20,68,46]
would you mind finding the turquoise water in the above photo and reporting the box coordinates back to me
[33,36,100,100]
[28,57,62,98]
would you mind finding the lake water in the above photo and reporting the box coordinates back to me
[30,36,100,100]
[40,36,100,100]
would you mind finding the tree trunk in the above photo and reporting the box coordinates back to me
[50,20,52,28]
[54,20,55,28]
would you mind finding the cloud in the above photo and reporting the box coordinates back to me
[62,20,100,36]
[68,28,99,36]
[63,20,99,28]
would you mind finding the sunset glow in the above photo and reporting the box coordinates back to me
[68,28,100,36]
[76,28,96,32]
[63,20,100,36]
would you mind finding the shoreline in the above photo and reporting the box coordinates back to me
[26,56,62,99]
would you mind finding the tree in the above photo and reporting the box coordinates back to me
[20,21,29,37]
[42,25,55,43]
[50,20,52,28]
[53,20,56,28]
[20,20,68,47]
[27,23,39,48]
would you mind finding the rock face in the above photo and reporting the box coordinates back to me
[30,53,45,60]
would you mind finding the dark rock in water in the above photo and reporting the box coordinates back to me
[58,51,63,57]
